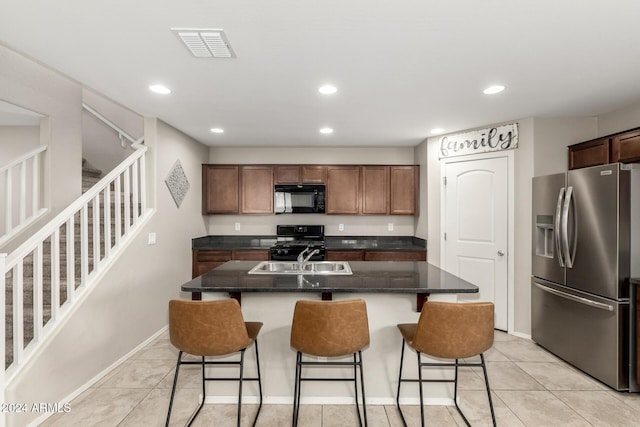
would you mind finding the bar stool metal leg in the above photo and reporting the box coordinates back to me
[480,353,497,427]
[357,350,368,426]
[253,339,263,427]
[292,351,302,427]
[416,351,425,427]
[165,351,183,427]
[395,340,408,427]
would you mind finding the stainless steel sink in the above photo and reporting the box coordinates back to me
[248,261,352,275]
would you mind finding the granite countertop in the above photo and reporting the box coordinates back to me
[192,235,426,251]
[324,236,426,251]
[181,260,476,295]
[192,235,276,250]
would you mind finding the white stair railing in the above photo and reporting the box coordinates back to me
[1,141,149,384]
[0,145,48,246]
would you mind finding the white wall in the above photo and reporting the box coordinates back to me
[0,44,83,252]
[597,99,640,137]
[532,117,598,176]
[81,88,143,175]
[206,146,418,236]
[6,118,209,426]
[422,116,602,336]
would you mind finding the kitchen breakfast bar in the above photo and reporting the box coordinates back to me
[179,261,479,407]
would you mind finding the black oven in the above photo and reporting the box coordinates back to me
[270,225,326,261]
[274,185,325,214]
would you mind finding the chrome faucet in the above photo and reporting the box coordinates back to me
[297,247,319,271]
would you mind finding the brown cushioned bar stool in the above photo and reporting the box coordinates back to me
[396,301,496,427]
[166,299,263,427]
[290,299,370,427]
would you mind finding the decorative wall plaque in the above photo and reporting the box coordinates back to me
[165,159,189,208]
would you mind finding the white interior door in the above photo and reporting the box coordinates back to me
[443,156,509,330]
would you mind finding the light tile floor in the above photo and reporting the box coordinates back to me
[40,330,640,426]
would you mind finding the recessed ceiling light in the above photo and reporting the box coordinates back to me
[210,128,224,133]
[430,128,445,135]
[149,84,171,95]
[483,85,505,95]
[318,85,337,95]
[319,127,334,134]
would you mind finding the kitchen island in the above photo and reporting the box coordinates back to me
[182,260,477,311]
[177,261,480,408]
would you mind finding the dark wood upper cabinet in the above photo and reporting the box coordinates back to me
[612,129,640,163]
[202,165,239,214]
[204,163,419,216]
[326,166,360,214]
[301,165,327,183]
[274,166,300,184]
[568,137,611,170]
[275,165,327,183]
[569,127,640,170]
[361,166,389,214]
[390,166,419,215]
[240,166,273,214]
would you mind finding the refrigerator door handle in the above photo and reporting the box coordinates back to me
[555,187,566,267]
[562,186,577,268]
[534,282,614,312]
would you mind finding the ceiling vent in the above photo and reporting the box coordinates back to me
[172,28,235,58]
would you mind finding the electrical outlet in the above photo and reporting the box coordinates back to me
[338,223,344,231]
[235,222,241,231]
[148,232,156,245]
[388,223,394,231]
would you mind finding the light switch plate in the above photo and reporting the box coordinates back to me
[338,224,344,231]
[148,232,156,245]
[388,223,394,231]
[235,222,241,231]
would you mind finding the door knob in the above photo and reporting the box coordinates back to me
[497,250,505,256]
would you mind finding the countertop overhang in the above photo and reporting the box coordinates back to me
[181,260,477,295]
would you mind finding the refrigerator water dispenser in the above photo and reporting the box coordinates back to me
[535,215,554,258]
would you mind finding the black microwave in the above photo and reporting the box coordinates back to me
[274,184,325,214]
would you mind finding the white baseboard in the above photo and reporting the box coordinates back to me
[511,331,532,340]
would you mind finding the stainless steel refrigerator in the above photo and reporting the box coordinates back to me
[531,163,639,391]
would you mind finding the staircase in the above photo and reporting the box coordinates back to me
[2,144,149,382]
[4,160,107,368]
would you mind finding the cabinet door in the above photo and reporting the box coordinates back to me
[232,249,270,260]
[364,250,426,261]
[568,138,610,170]
[390,166,419,215]
[361,166,389,214]
[326,166,360,214]
[612,129,640,163]
[241,166,274,214]
[301,165,327,183]
[325,250,364,261]
[275,166,300,184]
[202,165,239,214]
[192,249,232,278]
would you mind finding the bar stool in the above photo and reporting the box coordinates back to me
[166,299,263,427]
[396,301,496,427]
[290,299,370,427]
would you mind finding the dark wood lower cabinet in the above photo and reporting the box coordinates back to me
[192,249,270,278]
[192,250,232,278]
[326,250,365,261]
[327,249,426,262]
[364,250,426,262]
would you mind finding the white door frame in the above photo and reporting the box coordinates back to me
[440,150,515,334]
